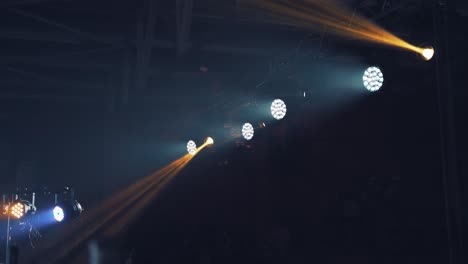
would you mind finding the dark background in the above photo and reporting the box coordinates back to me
[0,0,467,263]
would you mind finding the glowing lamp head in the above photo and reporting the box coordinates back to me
[10,202,25,219]
[187,140,197,155]
[363,66,383,92]
[241,123,254,140]
[271,99,287,120]
[205,137,214,146]
[53,200,82,222]
[421,47,434,61]
[53,206,65,222]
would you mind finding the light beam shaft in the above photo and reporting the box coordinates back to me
[242,0,425,55]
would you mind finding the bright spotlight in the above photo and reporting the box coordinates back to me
[6,201,35,219]
[53,206,64,222]
[10,202,25,219]
[205,137,214,146]
[187,140,197,155]
[271,99,287,120]
[421,47,434,61]
[241,123,254,140]
[363,66,383,92]
[53,200,83,222]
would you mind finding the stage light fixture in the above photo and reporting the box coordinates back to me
[11,202,24,218]
[53,206,64,222]
[6,201,35,219]
[271,99,287,120]
[241,123,254,140]
[421,47,434,61]
[363,66,383,92]
[187,140,197,155]
[205,137,214,146]
[53,200,83,223]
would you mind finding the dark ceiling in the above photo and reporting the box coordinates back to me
[0,0,464,195]
[1,0,465,194]
[0,0,433,104]
[1,1,467,263]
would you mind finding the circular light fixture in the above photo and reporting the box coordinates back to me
[53,206,64,222]
[53,200,83,222]
[187,140,197,155]
[271,99,287,120]
[421,47,434,61]
[241,123,254,140]
[10,202,24,219]
[363,66,383,92]
[7,201,35,219]
[205,137,214,146]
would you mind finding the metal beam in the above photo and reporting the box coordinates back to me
[7,8,122,44]
[371,0,414,20]
[120,46,131,105]
[433,0,466,263]
[188,13,309,31]
[0,27,274,71]
[0,92,96,103]
[2,66,101,90]
[0,55,111,70]
[0,0,57,8]
[176,0,193,55]
[0,27,82,44]
[135,0,157,91]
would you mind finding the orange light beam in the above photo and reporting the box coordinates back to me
[241,0,427,55]
[34,151,203,263]
[104,155,196,236]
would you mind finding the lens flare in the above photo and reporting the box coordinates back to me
[205,137,214,146]
[421,47,434,61]
[53,206,65,222]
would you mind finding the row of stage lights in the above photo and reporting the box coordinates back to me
[3,198,82,223]
[3,200,35,219]
[186,65,388,152]
[186,97,289,152]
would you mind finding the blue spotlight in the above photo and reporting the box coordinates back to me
[52,200,83,223]
[53,206,64,222]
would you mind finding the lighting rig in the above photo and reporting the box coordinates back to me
[1,187,83,263]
